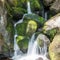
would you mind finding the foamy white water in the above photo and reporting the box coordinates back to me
[27,33,35,54]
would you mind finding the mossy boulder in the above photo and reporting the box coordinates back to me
[16,14,45,52]
[16,14,45,37]
[16,36,29,53]
[49,34,60,60]
[43,28,57,41]
[43,13,60,41]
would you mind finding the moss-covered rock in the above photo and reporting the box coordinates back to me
[49,34,60,60]
[16,36,29,53]
[16,14,45,52]
[43,28,57,41]
[16,14,45,37]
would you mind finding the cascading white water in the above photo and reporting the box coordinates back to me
[12,25,23,60]
[27,33,35,54]
[16,34,49,60]
[14,1,32,26]
[13,1,33,60]
[27,1,32,14]
[31,40,39,55]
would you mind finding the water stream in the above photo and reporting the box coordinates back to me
[45,12,48,21]
[13,1,49,60]
[15,1,32,26]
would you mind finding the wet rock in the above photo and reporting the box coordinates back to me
[36,34,50,47]
[49,34,60,60]
[36,57,43,60]
[0,33,4,53]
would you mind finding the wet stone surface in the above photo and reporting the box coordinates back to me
[36,57,43,60]
[0,54,12,60]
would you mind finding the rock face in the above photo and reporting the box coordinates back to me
[43,13,60,31]
[0,1,13,56]
[43,0,60,12]
[49,34,60,60]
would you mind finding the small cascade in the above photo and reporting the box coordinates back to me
[42,9,45,18]
[27,1,32,14]
[39,41,47,55]
[31,40,39,55]
[27,33,35,54]
[45,12,47,20]
[14,34,49,60]
[15,1,32,26]
[13,25,23,60]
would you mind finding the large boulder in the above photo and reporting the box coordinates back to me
[43,13,60,31]
[49,34,60,60]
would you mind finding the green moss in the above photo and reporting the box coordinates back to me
[44,28,57,41]
[24,14,45,26]
[17,36,29,52]
[17,36,25,42]
[16,21,27,36]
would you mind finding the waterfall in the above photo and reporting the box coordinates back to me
[31,40,39,55]
[14,1,32,26]
[12,0,50,60]
[45,12,47,20]
[12,25,23,60]
[15,34,49,60]
[27,1,32,14]
[27,33,35,54]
